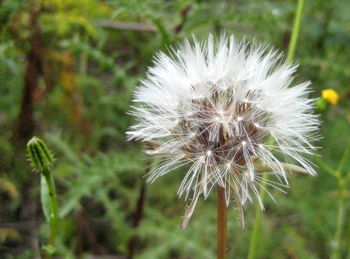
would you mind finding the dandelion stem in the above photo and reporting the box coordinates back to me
[217,186,228,259]
[287,0,305,63]
[43,170,59,259]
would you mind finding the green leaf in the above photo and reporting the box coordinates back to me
[41,174,52,223]
[42,244,56,255]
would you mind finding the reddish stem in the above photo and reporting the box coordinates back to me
[217,186,228,259]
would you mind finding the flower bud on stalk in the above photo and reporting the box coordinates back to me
[27,136,55,174]
[27,136,58,258]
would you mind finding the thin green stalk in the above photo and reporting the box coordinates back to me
[316,156,337,176]
[330,139,350,259]
[43,170,59,259]
[336,139,350,177]
[247,1,306,258]
[247,173,268,259]
[287,0,305,63]
[331,181,346,259]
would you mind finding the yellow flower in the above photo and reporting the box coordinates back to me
[322,89,339,105]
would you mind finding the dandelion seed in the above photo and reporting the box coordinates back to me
[127,34,319,228]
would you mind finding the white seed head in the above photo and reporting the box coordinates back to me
[127,34,319,228]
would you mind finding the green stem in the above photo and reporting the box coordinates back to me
[247,0,306,257]
[286,0,305,64]
[43,170,59,258]
[336,139,350,177]
[330,140,350,259]
[316,156,337,176]
[247,173,268,259]
[331,181,346,259]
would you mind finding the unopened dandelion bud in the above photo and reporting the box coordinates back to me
[316,98,328,113]
[27,137,55,174]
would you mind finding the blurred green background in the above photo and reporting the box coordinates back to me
[0,0,350,258]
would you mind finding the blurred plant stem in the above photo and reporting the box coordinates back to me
[331,181,345,259]
[217,186,228,259]
[43,170,59,259]
[15,2,44,144]
[127,159,159,259]
[247,0,306,258]
[79,33,89,76]
[324,140,350,259]
[247,174,267,259]
[127,181,147,259]
[286,0,305,63]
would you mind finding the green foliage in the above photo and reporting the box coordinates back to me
[40,174,52,222]
[44,133,146,253]
[0,0,350,258]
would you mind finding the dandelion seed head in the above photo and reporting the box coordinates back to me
[127,34,319,228]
